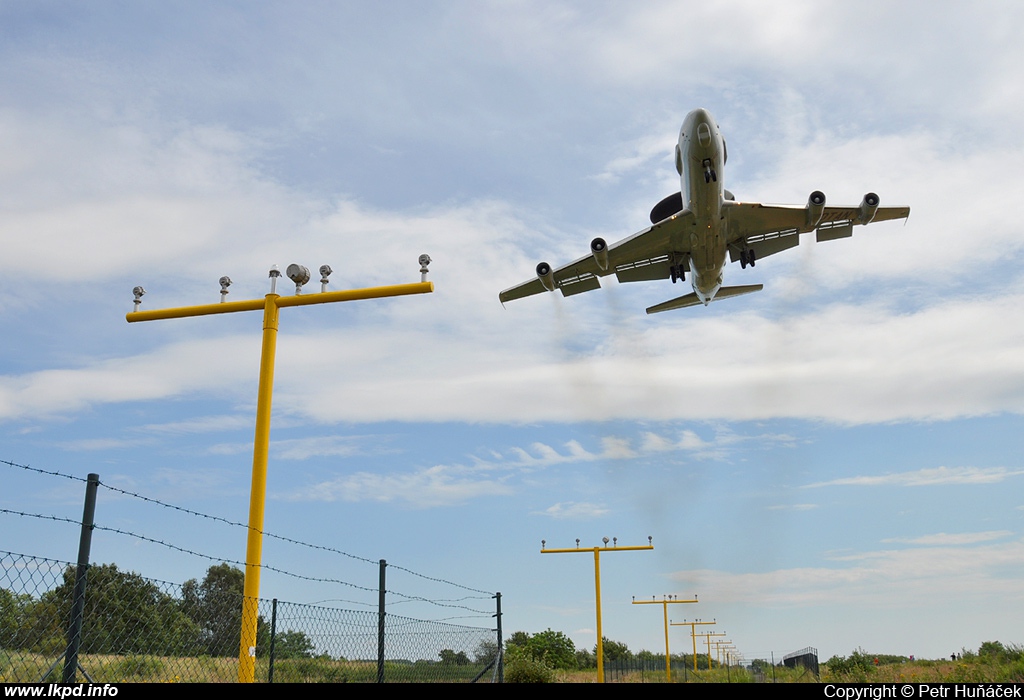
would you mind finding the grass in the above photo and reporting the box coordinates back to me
[0,651,496,683]
[6,648,1022,683]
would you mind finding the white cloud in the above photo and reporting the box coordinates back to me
[1,4,1023,437]
[535,501,609,519]
[669,538,1024,607]
[272,435,399,461]
[882,531,1013,546]
[805,467,1024,488]
[137,415,254,435]
[57,437,156,451]
[282,465,513,508]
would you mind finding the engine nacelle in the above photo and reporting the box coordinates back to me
[591,237,609,271]
[536,262,556,292]
[650,192,684,224]
[805,190,826,229]
[858,192,879,224]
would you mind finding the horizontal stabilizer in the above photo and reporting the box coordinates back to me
[646,284,763,315]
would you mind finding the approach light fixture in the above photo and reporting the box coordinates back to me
[419,254,431,282]
[603,537,610,545]
[219,276,232,302]
[268,265,281,294]
[132,286,145,312]
[319,265,332,292]
[286,264,310,294]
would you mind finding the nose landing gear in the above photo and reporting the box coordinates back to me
[702,158,717,183]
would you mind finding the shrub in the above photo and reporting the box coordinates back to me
[504,645,554,683]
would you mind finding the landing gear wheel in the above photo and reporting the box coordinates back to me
[710,169,717,182]
[704,171,711,183]
[740,250,749,269]
[748,249,756,267]
[670,266,678,283]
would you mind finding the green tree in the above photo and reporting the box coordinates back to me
[594,637,632,662]
[506,630,531,649]
[182,563,268,657]
[636,649,658,663]
[575,647,596,669]
[473,638,500,664]
[0,589,35,650]
[525,629,577,670]
[43,564,199,655]
[439,649,470,665]
[272,629,316,659]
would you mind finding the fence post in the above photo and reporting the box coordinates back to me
[377,559,386,683]
[62,472,99,683]
[268,598,278,683]
[494,591,503,683]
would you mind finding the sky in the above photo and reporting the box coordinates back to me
[2,0,1024,664]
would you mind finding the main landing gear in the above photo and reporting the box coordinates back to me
[670,264,686,283]
[702,158,717,183]
[740,249,756,269]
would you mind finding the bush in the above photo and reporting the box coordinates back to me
[504,646,554,683]
[105,655,164,679]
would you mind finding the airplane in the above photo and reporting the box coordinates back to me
[498,108,910,314]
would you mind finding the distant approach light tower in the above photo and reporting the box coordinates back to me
[541,536,653,683]
[127,256,434,683]
[697,630,727,669]
[671,618,717,671]
[631,593,698,682]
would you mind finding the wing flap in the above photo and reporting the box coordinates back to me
[614,255,672,283]
[559,274,601,297]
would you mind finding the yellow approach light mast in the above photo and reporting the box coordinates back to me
[127,256,434,683]
[541,537,653,683]
[631,594,698,682]
[671,618,716,671]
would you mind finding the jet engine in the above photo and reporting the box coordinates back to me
[591,237,609,271]
[650,192,684,224]
[536,262,556,292]
[805,190,826,229]
[858,192,880,224]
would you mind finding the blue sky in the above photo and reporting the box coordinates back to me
[3,1,1024,663]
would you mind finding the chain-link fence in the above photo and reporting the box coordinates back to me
[1,551,499,683]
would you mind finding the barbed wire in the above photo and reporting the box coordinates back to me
[1,459,86,482]
[0,508,82,528]
[89,523,490,615]
[94,479,493,597]
[0,506,490,615]
[1,456,495,605]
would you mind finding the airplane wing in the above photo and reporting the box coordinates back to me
[725,197,910,264]
[498,209,696,303]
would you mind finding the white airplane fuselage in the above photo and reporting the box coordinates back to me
[676,108,727,304]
